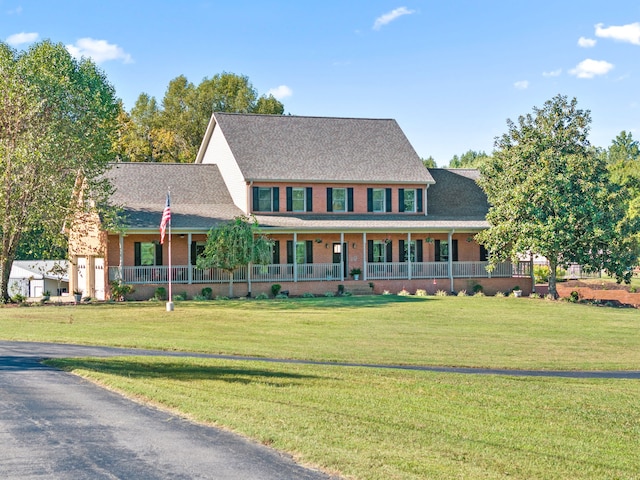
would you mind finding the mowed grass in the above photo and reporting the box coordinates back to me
[2,296,640,479]
[2,295,640,370]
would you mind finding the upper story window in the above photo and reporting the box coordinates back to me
[367,188,391,213]
[399,188,423,213]
[326,187,354,212]
[252,187,279,212]
[287,187,312,212]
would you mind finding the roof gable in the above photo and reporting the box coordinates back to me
[199,113,434,184]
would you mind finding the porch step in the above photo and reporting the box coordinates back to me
[344,284,375,296]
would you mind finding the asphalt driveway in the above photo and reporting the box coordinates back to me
[0,341,336,480]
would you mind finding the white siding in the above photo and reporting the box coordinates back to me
[200,127,248,214]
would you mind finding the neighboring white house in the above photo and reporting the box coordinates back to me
[9,260,69,298]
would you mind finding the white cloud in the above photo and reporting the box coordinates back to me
[373,7,416,30]
[65,38,133,64]
[569,58,614,79]
[514,80,529,90]
[543,69,562,77]
[7,6,23,14]
[6,32,38,46]
[267,85,293,100]
[595,22,640,45]
[578,36,596,48]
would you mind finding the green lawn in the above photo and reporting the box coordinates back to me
[2,296,640,479]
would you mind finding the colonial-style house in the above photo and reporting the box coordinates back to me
[68,113,530,300]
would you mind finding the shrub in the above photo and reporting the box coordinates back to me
[302,292,315,298]
[435,290,448,297]
[324,291,335,297]
[271,284,281,297]
[457,290,467,297]
[398,289,411,296]
[110,281,134,302]
[154,287,167,301]
[215,295,230,300]
[529,292,541,299]
[630,286,637,293]
[415,289,428,297]
[472,284,484,294]
[568,290,581,303]
[255,292,269,300]
[12,293,26,303]
[545,293,556,301]
[494,291,505,298]
[474,290,485,297]
[343,291,352,297]
[337,284,345,295]
[201,287,213,300]
[275,293,289,299]
[192,295,208,301]
[382,290,391,295]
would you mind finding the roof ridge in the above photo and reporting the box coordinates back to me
[214,112,396,122]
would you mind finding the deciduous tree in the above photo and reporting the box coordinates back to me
[0,40,119,301]
[477,95,639,297]
[196,216,273,297]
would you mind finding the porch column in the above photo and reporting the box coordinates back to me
[293,232,298,282]
[187,233,193,284]
[118,234,124,281]
[448,230,454,292]
[407,232,412,280]
[340,232,344,281]
[362,232,367,281]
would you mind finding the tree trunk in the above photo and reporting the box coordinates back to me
[548,257,558,299]
[0,255,15,303]
[228,273,234,298]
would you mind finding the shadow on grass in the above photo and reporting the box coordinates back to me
[187,295,432,310]
[47,357,322,386]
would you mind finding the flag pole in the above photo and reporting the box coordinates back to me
[160,190,174,312]
[167,208,173,311]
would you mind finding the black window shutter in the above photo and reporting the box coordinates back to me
[286,187,293,211]
[326,188,333,212]
[452,239,459,262]
[385,188,392,212]
[417,189,423,212]
[398,189,405,212]
[272,240,280,264]
[272,187,279,212]
[191,241,197,265]
[480,244,488,262]
[367,188,373,212]
[306,187,313,212]
[306,240,313,263]
[399,240,406,262]
[416,240,423,262]
[347,188,354,212]
[286,240,293,264]
[367,240,374,263]
[435,240,441,262]
[155,242,163,266]
[386,241,393,262]
[252,187,259,211]
[134,242,141,266]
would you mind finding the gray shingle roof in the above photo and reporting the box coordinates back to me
[426,169,489,220]
[106,163,244,230]
[205,113,435,184]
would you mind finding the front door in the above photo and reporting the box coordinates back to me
[332,242,348,278]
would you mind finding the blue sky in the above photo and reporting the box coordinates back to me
[3,1,640,165]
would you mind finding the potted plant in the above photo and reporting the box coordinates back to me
[512,286,522,297]
[73,289,82,302]
[350,268,361,280]
[42,290,51,302]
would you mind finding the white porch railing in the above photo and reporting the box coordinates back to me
[109,261,524,285]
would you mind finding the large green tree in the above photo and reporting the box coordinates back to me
[119,72,284,163]
[448,150,491,168]
[196,215,273,297]
[0,40,119,301]
[477,95,639,297]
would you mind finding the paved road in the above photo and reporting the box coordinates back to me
[0,342,336,480]
[1,341,638,480]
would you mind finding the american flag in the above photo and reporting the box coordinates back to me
[160,192,171,244]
